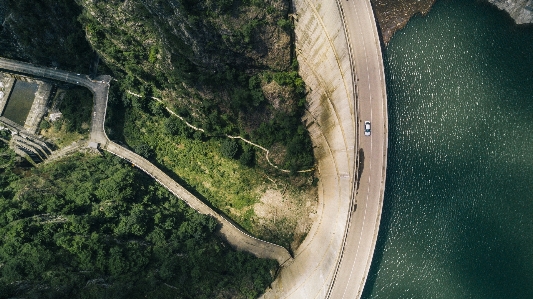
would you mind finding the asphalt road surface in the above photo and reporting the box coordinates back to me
[326,0,388,297]
[0,57,111,145]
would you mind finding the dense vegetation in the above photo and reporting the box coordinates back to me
[76,0,314,171]
[57,87,94,134]
[0,148,277,298]
[0,0,314,171]
[0,1,318,295]
[39,87,94,148]
[0,0,94,72]
[115,101,313,248]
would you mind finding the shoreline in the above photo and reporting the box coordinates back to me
[370,0,437,45]
[372,0,533,45]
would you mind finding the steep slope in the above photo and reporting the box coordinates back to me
[371,0,533,45]
[486,0,533,24]
[77,0,314,171]
[0,0,94,72]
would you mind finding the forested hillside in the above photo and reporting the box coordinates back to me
[77,0,313,171]
[0,0,94,72]
[0,0,314,171]
[0,1,318,296]
[0,148,276,298]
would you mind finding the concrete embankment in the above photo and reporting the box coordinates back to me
[262,0,358,297]
[372,0,532,45]
[0,76,15,115]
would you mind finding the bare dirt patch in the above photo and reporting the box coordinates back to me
[253,183,318,251]
[262,80,295,113]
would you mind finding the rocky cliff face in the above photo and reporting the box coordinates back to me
[0,0,94,72]
[486,0,533,24]
[75,0,291,84]
[371,0,436,45]
[76,0,301,133]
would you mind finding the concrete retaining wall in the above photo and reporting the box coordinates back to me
[24,81,51,134]
[0,76,15,115]
[261,0,357,297]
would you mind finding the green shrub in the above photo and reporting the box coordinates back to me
[39,119,51,130]
[53,119,63,131]
[220,139,240,159]
[148,45,158,63]
[134,143,154,159]
[164,118,180,135]
[277,18,293,31]
[149,101,165,117]
[239,149,255,167]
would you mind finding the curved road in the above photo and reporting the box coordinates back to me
[261,0,387,297]
[0,57,292,265]
[105,141,292,263]
[0,57,110,145]
[327,0,388,297]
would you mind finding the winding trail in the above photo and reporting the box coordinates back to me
[125,90,315,173]
[0,57,292,265]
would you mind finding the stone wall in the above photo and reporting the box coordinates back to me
[24,81,51,134]
[0,72,52,134]
[0,73,15,115]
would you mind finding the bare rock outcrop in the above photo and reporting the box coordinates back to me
[487,0,533,24]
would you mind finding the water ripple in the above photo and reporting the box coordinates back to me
[363,0,533,298]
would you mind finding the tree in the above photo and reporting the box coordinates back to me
[0,153,277,298]
[220,139,239,159]
[134,143,154,159]
[239,148,255,167]
[164,118,180,135]
[149,101,165,117]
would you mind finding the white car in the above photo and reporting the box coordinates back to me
[364,121,371,136]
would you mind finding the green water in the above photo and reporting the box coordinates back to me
[363,1,533,298]
[2,80,37,126]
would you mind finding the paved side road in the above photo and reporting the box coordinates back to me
[0,57,292,265]
[0,57,110,145]
[106,141,292,264]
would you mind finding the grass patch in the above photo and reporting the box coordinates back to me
[40,124,85,148]
[123,107,265,233]
[121,106,317,249]
[40,87,92,148]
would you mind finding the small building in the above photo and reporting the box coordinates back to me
[49,112,62,122]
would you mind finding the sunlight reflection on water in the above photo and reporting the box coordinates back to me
[363,1,533,298]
